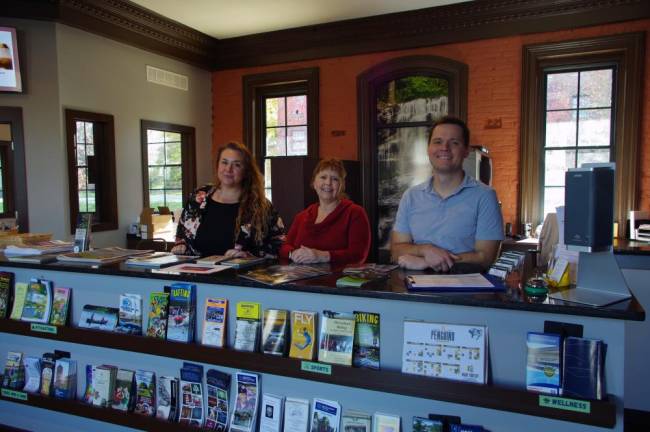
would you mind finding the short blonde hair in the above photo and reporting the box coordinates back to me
[311,158,347,198]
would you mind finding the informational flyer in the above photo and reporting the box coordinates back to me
[401,320,488,384]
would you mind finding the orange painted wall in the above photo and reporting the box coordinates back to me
[213,19,650,226]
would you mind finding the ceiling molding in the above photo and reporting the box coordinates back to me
[214,0,649,69]
[3,0,217,69]
[2,0,648,71]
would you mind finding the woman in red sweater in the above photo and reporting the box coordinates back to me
[279,159,371,265]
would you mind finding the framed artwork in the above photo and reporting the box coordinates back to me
[0,27,22,93]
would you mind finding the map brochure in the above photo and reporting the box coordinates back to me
[234,301,261,352]
[402,320,488,384]
[202,297,228,348]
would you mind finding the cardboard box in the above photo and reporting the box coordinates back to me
[140,208,174,237]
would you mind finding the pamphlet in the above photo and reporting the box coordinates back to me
[402,320,488,384]
[230,372,260,432]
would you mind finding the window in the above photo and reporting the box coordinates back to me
[243,68,318,200]
[542,68,614,217]
[65,109,118,233]
[358,56,468,261]
[140,120,196,212]
[520,33,644,229]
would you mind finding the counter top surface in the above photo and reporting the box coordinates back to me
[0,255,644,321]
[612,237,650,255]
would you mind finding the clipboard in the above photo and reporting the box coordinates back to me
[405,273,507,292]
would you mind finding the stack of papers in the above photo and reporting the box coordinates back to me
[4,240,74,256]
[57,247,152,265]
[405,273,505,292]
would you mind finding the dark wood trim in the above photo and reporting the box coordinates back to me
[0,144,15,219]
[214,0,650,70]
[140,120,196,209]
[3,0,648,71]
[624,408,650,431]
[357,55,468,261]
[0,318,617,428]
[65,109,118,233]
[519,32,645,229]
[242,68,319,165]
[0,108,28,232]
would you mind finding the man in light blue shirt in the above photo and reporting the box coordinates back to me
[391,116,504,271]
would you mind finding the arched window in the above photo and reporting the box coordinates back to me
[358,56,468,261]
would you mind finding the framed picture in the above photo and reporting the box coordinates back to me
[0,27,22,93]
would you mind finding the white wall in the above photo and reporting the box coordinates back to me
[0,18,213,246]
[0,19,62,235]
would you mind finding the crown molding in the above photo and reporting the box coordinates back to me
[2,0,648,71]
[214,0,649,69]
[3,0,216,69]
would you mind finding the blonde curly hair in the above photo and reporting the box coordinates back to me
[214,141,271,244]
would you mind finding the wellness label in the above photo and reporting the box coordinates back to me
[301,361,332,375]
[1,388,28,401]
[539,395,591,414]
[30,323,57,334]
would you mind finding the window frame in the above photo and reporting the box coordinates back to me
[520,32,644,229]
[242,68,319,173]
[0,138,15,219]
[140,120,196,211]
[65,109,118,233]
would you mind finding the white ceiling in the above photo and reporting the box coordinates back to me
[130,0,471,39]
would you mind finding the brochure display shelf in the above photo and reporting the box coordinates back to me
[0,262,641,432]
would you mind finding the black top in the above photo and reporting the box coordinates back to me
[194,198,240,256]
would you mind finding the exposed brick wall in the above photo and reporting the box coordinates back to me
[213,19,650,227]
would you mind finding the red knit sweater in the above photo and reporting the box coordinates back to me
[279,199,371,265]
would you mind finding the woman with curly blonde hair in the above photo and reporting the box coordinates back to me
[172,141,284,257]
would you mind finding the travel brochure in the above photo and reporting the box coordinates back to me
[154,263,231,275]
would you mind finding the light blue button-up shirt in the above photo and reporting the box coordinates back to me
[393,174,504,254]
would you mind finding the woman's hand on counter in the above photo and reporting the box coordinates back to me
[289,246,330,264]
[397,254,429,270]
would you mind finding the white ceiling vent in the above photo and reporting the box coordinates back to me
[146,65,189,91]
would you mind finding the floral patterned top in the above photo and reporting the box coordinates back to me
[174,184,285,257]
